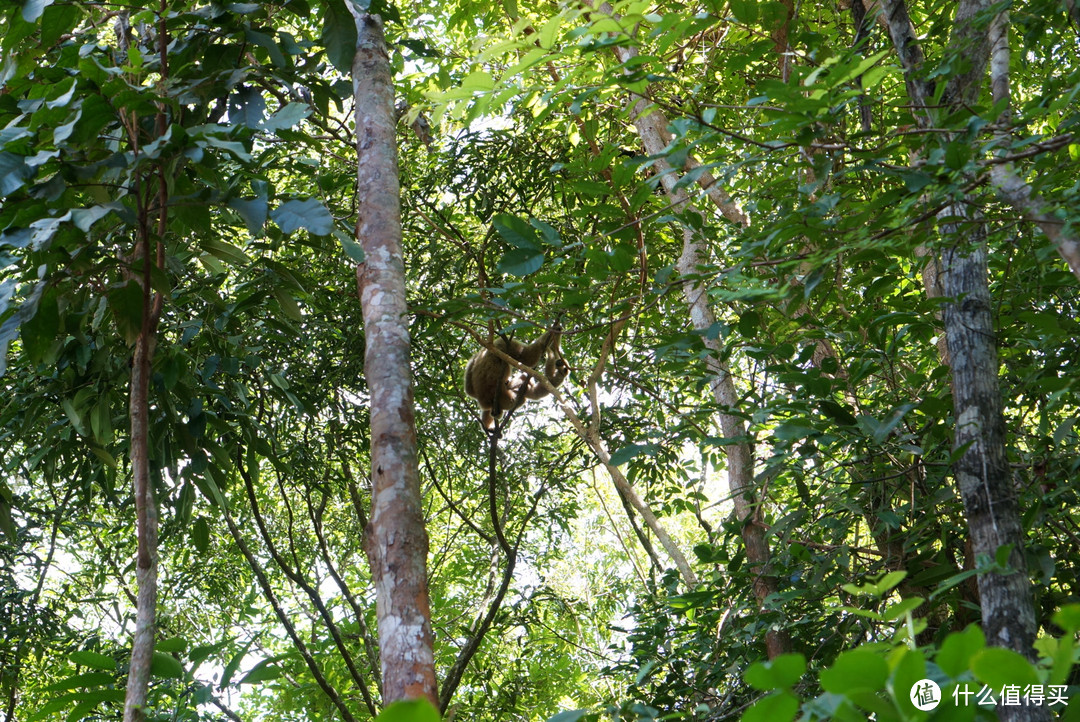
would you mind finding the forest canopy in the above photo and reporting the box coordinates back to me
[1,0,1080,721]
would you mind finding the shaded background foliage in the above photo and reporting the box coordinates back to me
[2,0,1080,720]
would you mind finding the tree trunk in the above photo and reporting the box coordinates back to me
[940,204,1046,705]
[351,13,439,708]
[123,8,168,714]
[618,90,789,660]
[123,330,159,722]
[879,6,1051,716]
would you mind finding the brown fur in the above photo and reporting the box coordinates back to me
[464,329,568,430]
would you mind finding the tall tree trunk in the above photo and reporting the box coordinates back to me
[351,13,439,707]
[616,82,789,660]
[940,204,1047,722]
[123,7,168,718]
[597,13,788,656]
[123,325,159,722]
[880,2,1051,718]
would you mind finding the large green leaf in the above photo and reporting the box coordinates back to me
[21,0,53,22]
[259,102,311,132]
[270,198,334,235]
[0,152,33,195]
[228,195,268,235]
[322,0,358,73]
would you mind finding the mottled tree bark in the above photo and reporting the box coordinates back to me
[881,1,1051,719]
[940,206,1041,660]
[123,328,159,722]
[351,13,438,708]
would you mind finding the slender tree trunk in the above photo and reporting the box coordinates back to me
[618,91,789,659]
[123,7,168,716]
[122,176,165,722]
[351,13,438,707]
[880,2,1051,718]
[601,22,789,655]
[940,204,1045,693]
[596,12,786,654]
[123,328,159,722]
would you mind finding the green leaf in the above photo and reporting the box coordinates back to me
[994,543,1014,567]
[745,654,806,691]
[820,650,888,693]
[496,247,544,277]
[71,205,116,232]
[0,152,33,196]
[842,571,907,597]
[272,287,303,322]
[0,276,46,376]
[228,196,268,235]
[971,648,1038,688]
[738,310,759,336]
[945,141,971,170]
[192,517,210,554]
[43,672,114,691]
[244,29,288,68]
[40,3,79,46]
[900,171,933,192]
[156,637,188,654]
[220,642,251,689]
[200,237,252,266]
[460,69,495,92]
[271,198,335,235]
[936,624,984,677]
[882,597,924,620]
[151,652,185,679]
[0,491,14,541]
[1053,605,1080,634]
[493,214,542,249]
[189,640,229,665]
[0,127,31,146]
[872,403,916,443]
[322,0,358,73]
[1053,415,1076,445]
[22,0,53,23]
[337,230,365,263]
[20,288,57,362]
[46,77,76,109]
[69,651,116,671]
[197,134,252,162]
[259,102,311,132]
[228,86,266,129]
[61,398,88,437]
[728,0,759,24]
[90,398,113,444]
[108,281,144,346]
[890,647,927,715]
[53,110,81,146]
[377,699,441,722]
[741,691,798,722]
[241,659,283,685]
[607,443,660,467]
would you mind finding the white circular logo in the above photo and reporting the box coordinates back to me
[910,679,942,711]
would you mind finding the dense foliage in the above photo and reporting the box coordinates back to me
[2,0,1079,720]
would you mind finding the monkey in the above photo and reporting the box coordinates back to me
[464,325,569,431]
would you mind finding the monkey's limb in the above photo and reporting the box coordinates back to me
[464,324,564,429]
[523,352,569,401]
[464,339,512,430]
[487,342,570,414]
[486,422,512,553]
